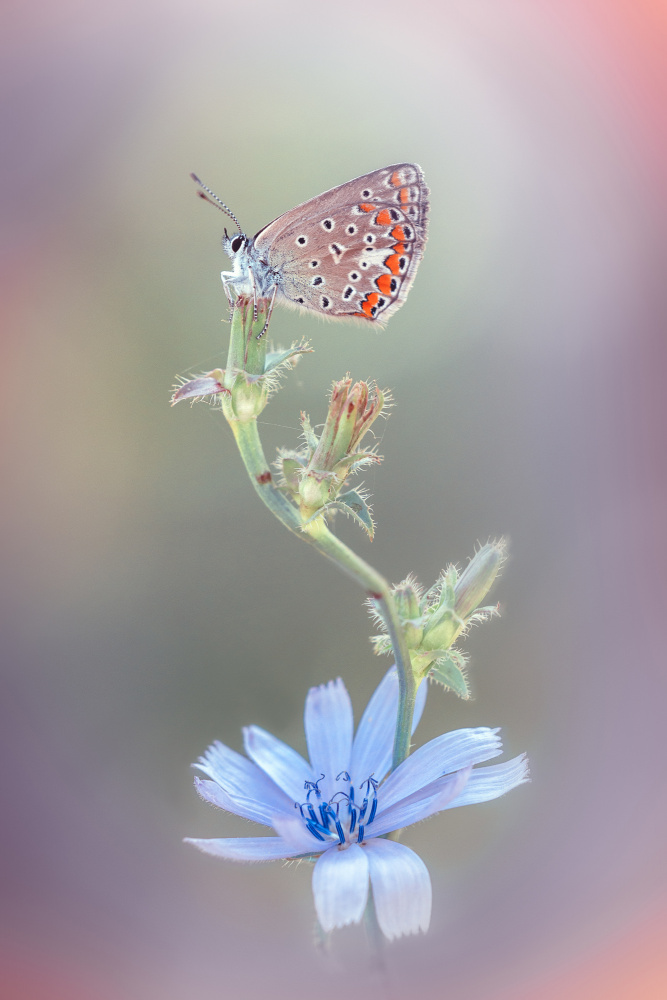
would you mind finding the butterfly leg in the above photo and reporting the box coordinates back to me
[246,266,259,321]
[256,284,278,340]
[220,272,237,322]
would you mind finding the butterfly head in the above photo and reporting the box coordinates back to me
[222,228,249,261]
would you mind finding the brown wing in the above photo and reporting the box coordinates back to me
[253,164,429,324]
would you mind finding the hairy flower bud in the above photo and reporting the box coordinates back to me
[286,378,386,534]
[308,378,384,477]
[453,540,506,620]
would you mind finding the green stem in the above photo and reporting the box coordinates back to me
[228,414,416,770]
[221,296,417,769]
[229,419,302,532]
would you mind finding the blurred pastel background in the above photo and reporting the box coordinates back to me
[1,1,666,997]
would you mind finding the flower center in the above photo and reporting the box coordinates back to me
[295,772,379,846]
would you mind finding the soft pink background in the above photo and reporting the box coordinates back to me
[1,2,666,997]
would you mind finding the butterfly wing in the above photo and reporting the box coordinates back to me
[252,164,428,324]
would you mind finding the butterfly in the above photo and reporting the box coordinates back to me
[191,164,428,328]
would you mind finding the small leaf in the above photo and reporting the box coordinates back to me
[171,371,228,405]
[429,649,471,699]
[335,489,375,537]
[332,451,381,479]
[370,635,393,657]
[300,413,320,453]
[265,342,312,373]
[301,491,375,538]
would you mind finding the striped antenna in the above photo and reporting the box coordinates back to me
[190,173,242,233]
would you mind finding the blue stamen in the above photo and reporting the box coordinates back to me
[321,803,346,845]
[332,815,345,844]
[368,796,378,824]
[336,771,350,782]
[306,821,326,842]
[357,824,365,844]
[349,806,357,835]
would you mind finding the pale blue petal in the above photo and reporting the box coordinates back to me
[194,741,295,819]
[184,836,308,862]
[194,776,293,826]
[365,839,431,940]
[312,843,369,932]
[194,777,237,813]
[351,667,428,783]
[369,766,472,837]
[271,814,331,854]
[304,678,353,800]
[442,754,530,809]
[243,725,314,803]
[379,727,503,811]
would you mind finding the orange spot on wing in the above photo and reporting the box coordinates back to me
[392,243,407,254]
[385,254,401,275]
[360,292,380,318]
[359,203,376,213]
[390,226,406,241]
[376,273,393,295]
[391,171,401,187]
[399,188,409,205]
[375,209,392,225]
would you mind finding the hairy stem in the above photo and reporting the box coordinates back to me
[229,415,416,770]
[222,297,416,769]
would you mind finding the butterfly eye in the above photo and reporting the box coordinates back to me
[231,236,244,253]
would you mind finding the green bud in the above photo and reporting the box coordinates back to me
[421,607,464,651]
[454,540,506,619]
[299,471,334,512]
[227,372,269,421]
[393,577,423,648]
[421,540,506,651]
[393,577,421,621]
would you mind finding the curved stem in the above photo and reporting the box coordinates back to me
[229,414,416,770]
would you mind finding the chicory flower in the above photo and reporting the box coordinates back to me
[186,668,528,940]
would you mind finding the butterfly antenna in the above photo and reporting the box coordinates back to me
[190,173,242,233]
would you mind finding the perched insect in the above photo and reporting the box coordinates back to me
[191,164,428,328]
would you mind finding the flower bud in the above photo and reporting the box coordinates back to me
[393,577,424,648]
[421,540,506,651]
[309,378,384,476]
[453,540,506,619]
[294,378,385,525]
[393,578,421,621]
